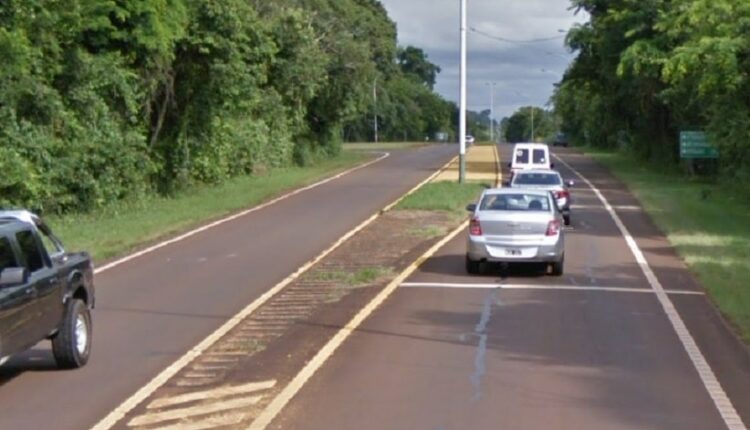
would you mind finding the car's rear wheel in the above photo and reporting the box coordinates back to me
[466,255,481,275]
[550,256,564,277]
[52,299,92,369]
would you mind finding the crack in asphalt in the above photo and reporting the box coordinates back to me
[470,289,499,401]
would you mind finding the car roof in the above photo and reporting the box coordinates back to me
[513,143,549,149]
[513,169,561,176]
[0,210,37,226]
[484,187,551,197]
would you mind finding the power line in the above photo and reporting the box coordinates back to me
[469,27,566,44]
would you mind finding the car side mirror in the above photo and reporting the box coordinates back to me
[567,180,575,187]
[466,203,477,212]
[0,267,29,287]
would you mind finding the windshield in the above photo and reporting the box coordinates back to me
[0,237,17,271]
[480,193,551,212]
[513,172,562,186]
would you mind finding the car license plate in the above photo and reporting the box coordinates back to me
[505,249,522,256]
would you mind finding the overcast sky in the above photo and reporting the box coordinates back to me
[379,0,589,120]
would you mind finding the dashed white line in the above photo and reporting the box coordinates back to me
[554,153,746,430]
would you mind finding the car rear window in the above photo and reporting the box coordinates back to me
[513,172,562,186]
[514,149,530,164]
[480,194,551,212]
[0,237,18,271]
[533,149,547,164]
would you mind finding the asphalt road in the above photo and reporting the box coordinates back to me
[270,146,750,430]
[0,144,457,430]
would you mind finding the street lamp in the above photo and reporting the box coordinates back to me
[458,0,467,183]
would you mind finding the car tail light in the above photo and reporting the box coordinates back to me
[546,219,561,236]
[470,217,483,236]
[554,190,570,200]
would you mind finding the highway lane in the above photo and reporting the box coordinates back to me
[0,144,456,430]
[269,145,750,430]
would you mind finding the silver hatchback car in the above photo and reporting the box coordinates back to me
[466,188,565,275]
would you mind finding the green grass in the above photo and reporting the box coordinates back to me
[396,181,487,220]
[407,225,447,239]
[48,151,369,262]
[583,148,750,342]
[343,142,430,151]
[308,266,393,287]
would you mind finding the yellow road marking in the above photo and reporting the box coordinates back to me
[247,220,470,430]
[148,380,276,410]
[90,153,457,430]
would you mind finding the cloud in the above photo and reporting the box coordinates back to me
[379,0,588,119]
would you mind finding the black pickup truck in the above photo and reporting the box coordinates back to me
[0,210,95,369]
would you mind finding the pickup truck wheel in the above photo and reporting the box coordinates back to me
[52,299,91,369]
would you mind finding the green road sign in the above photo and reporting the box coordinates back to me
[680,131,719,159]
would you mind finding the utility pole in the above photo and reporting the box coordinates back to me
[486,82,496,143]
[459,0,467,183]
[373,78,379,144]
[530,106,535,142]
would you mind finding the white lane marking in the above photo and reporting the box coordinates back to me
[400,282,706,295]
[128,396,262,427]
[94,152,390,274]
[148,412,246,430]
[574,204,642,211]
[247,220,470,430]
[554,154,747,430]
[148,380,276,410]
[90,154,459,430]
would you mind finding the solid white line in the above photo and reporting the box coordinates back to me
[247,221,470,430]
[94,152,390,274]
[129,396,262,427]
[400,282,706,295]
[89,154,458,430]
[148,380,276,410]
[553,154,746,430]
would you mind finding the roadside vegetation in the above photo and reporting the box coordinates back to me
[50,151,368,262]
[396,182,488,219]
[585,148,750,342]
[0,0,455,216]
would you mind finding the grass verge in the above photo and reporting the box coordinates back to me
[49,151,369,262]
[583,148,750,342]
[396,181,488,220]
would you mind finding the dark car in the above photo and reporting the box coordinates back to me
[552,132,569,147]
[0,210,95,368]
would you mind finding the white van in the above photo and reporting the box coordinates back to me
[509,143,553,180]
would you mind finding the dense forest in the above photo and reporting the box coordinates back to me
[554,0,750,184]
[0,0,455,213]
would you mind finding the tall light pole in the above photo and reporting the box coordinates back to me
[373,78,379,144]
[458,0,467,183]
[486,82,496,143]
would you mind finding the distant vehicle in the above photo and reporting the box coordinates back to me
[465,189,565,275]
[0,210,95,369]
[553,132,569,147]
[465,135,475,145]
[508,143,553,180]
[510,170,575,226]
